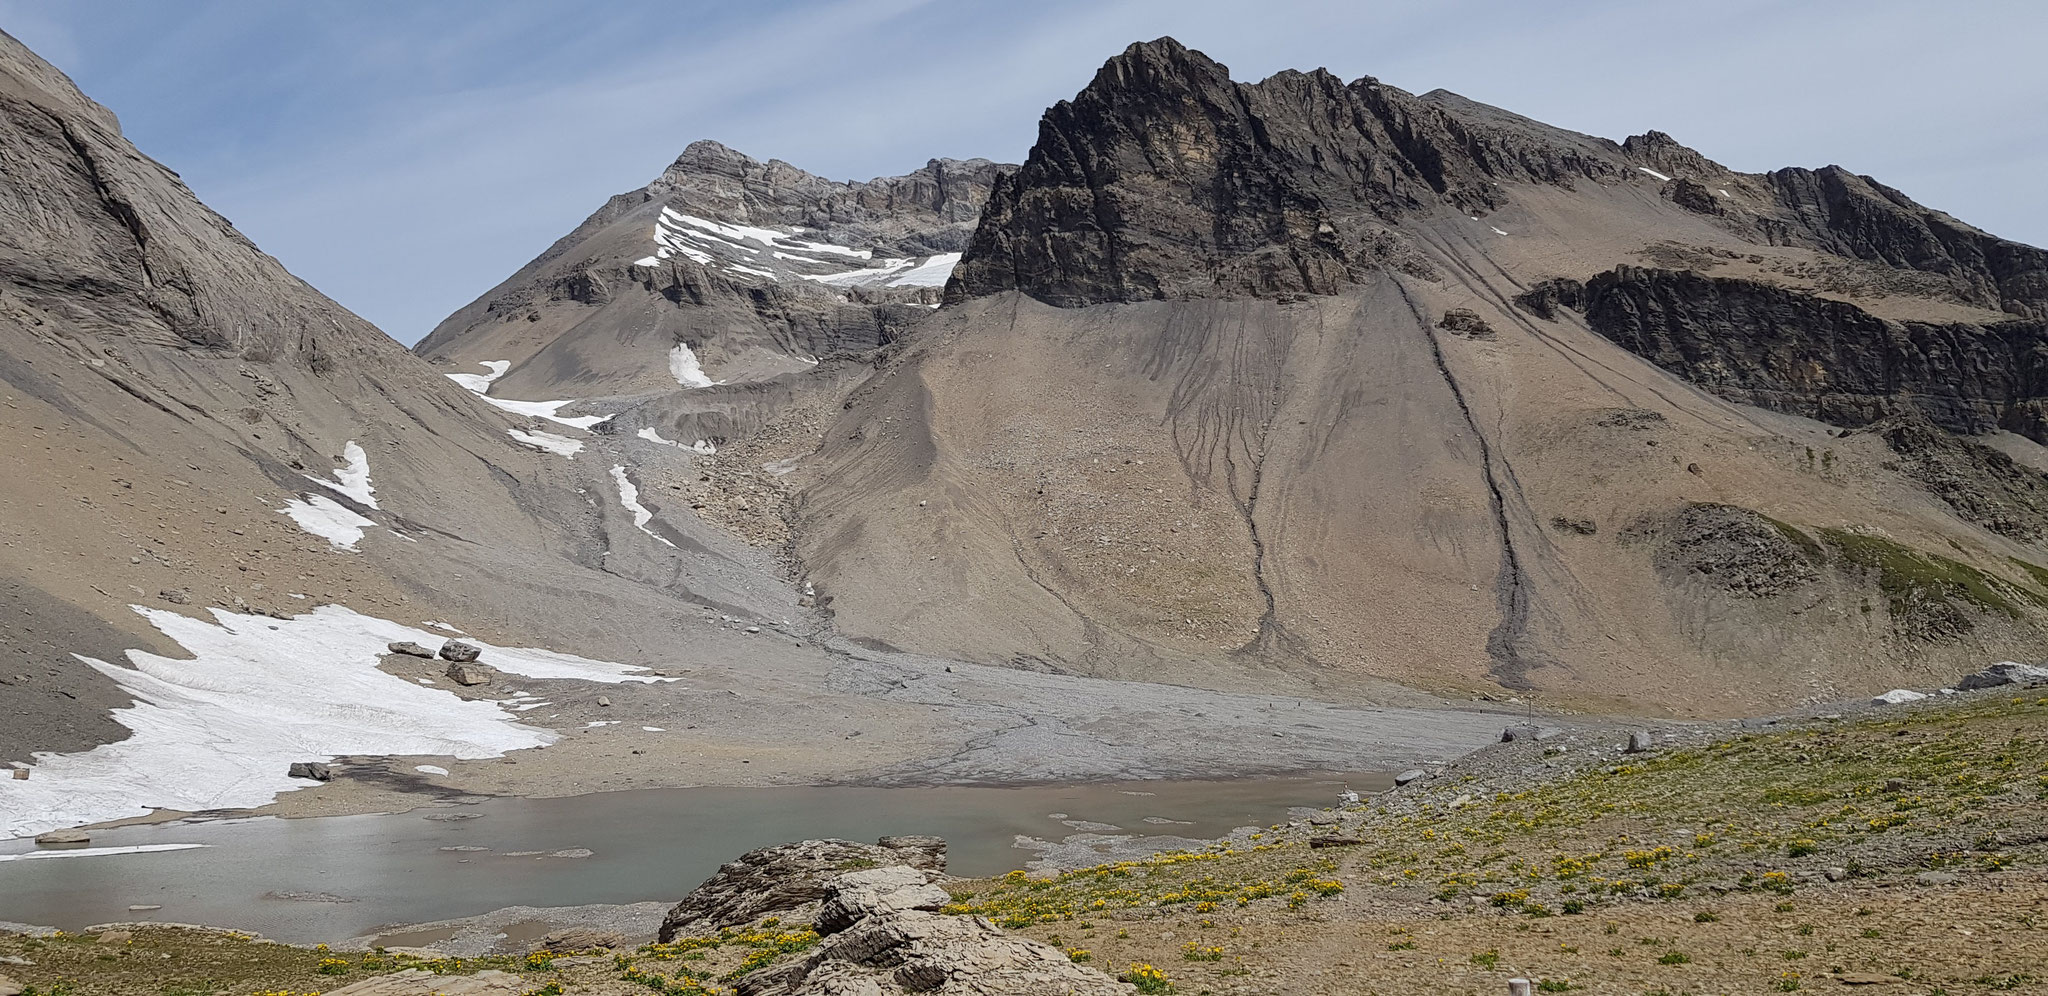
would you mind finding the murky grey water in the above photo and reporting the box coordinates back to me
[0,773,1379,942]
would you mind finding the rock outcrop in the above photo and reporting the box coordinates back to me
[1521,266,2048,442]
[660,837,1122,996]
[657,837,949,942]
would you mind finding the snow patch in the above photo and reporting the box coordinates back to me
[280,495,376,551]
[1489,226,1508,236]
[1637,166,1673,182]
[641,726,666,732]
[1873,689,1928,706]
[637,427,711,453]
[305,441,377,508]
[0,844,210,862]
[445,360,510,394]
[728,264,779,281]
[610,465,676,549]
[669,344,717,389]
[474,395,614,430]
[508,428,584,458]
[447,360,612,429]
[415,764,450,777]
[0,604,668,839]
[885,252,962,288]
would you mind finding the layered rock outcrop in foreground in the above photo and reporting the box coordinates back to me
[659,836,1124,996]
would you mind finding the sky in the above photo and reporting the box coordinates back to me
[3,0,2043,345]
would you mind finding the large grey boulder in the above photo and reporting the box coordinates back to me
[387,641,436,659]
[658,837,950,942]
[1955,662,2048,690]
[439,640,482,663]
[287,761,332,781]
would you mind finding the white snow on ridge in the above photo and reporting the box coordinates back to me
[610,464,676,549]
[508,428,584,458]
[0,604,668,839]
[280,495,376,550]
[305,441,378,508]
[415,764,451,777]
[1638,166,1673,182]
[670,344,717,389]
[884,252,962,288]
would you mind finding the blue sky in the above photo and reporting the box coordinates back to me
[4,0,2043,344]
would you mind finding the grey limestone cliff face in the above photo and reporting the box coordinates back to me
[1521,266,2048,443]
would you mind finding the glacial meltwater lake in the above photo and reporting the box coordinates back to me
[0,773,1380,942]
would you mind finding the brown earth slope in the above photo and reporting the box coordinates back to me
[779,39,2048,717]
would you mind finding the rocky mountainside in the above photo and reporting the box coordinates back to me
[414,141,1008,402]
[771,38,2048,714]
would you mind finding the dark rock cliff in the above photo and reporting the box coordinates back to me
[946,38,1631,307]
[1522,266,2048,443]
[947,38,2048,318]
[1755,167,2048,319]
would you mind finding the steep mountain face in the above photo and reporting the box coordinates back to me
[415,141,1008,402]
[0,30,814,759]
[1518,267,2048,442]
[949,41,2048,320]
[781,38,2048,714]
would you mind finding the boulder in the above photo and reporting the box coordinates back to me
[287,761,333,781]
[8,769,24,780]
[1954,661,2048,690]
[1393,768,1427,786]
[439,640,482,663]
[659,838,946,942]
[876,835,947,872]
[33,829,88,846]
[1872,689,1927,706]
[158,588,191,605]
[0,973,21,996]
[816,866,952,934]
[387,641,437,658]
[445,663,490,687]
[95,929,131,944]
[537,927,626,952]
[1626,731,1655,753]
[738,901,1124,996]
[1501,724,1557,742]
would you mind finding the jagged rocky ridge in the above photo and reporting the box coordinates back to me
[949,39,2048,318]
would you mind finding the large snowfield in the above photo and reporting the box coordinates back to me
[0,604,665,840]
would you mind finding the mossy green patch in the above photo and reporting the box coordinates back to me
[1817,528,2043,631]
